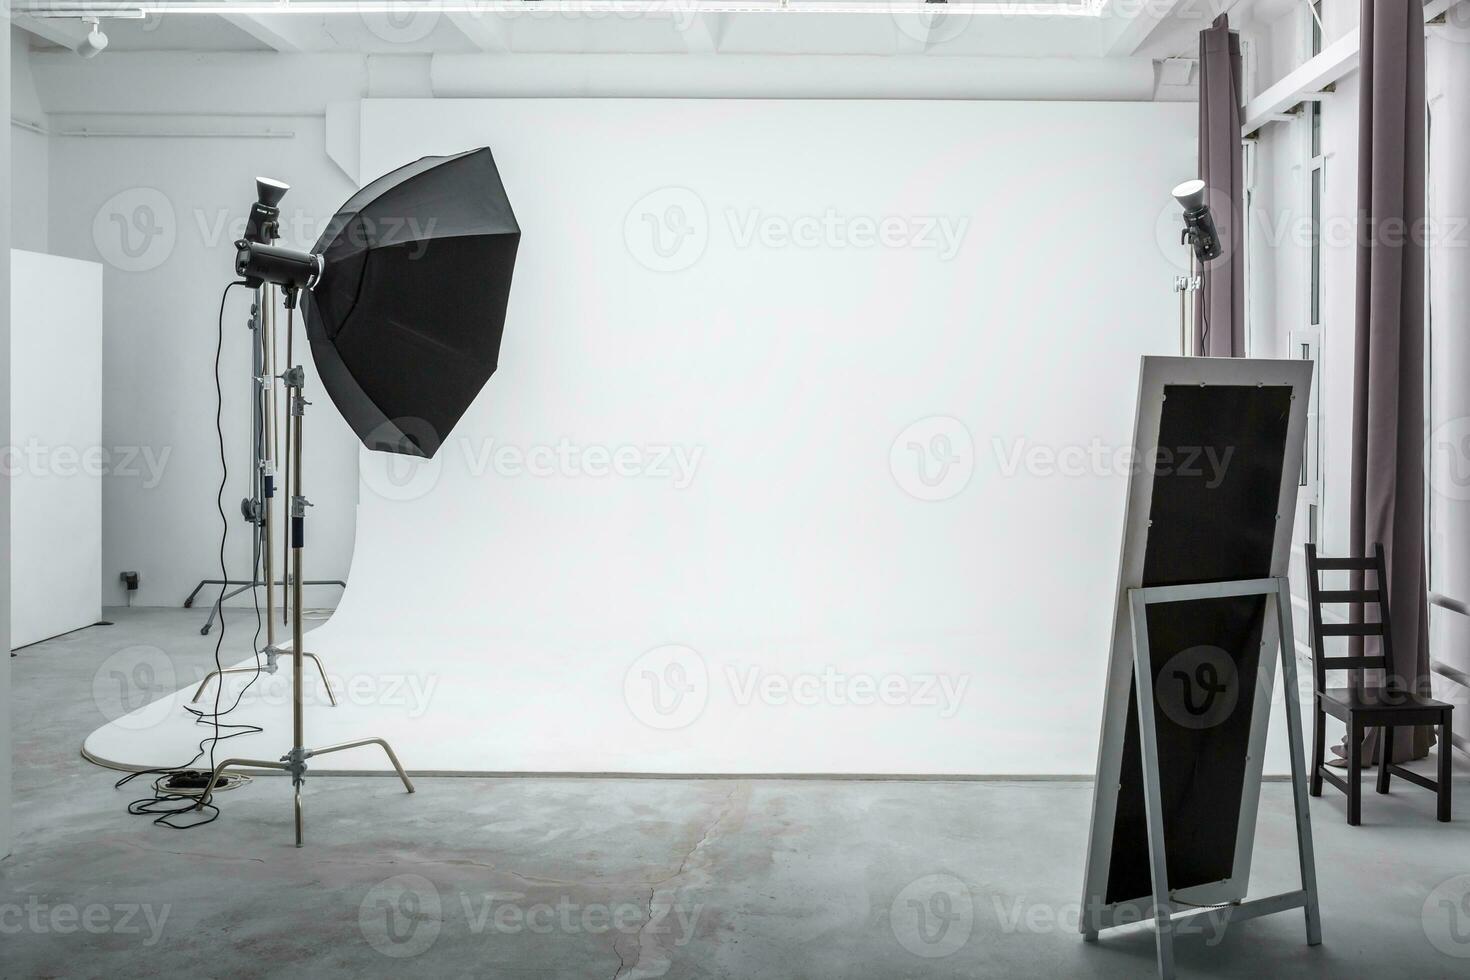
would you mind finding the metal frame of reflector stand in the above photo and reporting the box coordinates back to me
[197,302,414,847]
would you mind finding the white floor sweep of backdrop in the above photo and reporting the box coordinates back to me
[84,98,1305,777]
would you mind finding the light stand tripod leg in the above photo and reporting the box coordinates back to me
[192,666,264,704]
[303,652,337,706]
[190,651,339,706]
[199,582,255,636]
[195,757,289,810]
[307,738,416,794]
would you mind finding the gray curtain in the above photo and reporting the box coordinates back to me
[1348,0,1433,766]
[1195,14,1245,357]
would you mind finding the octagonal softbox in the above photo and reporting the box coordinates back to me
[304,147,519,458]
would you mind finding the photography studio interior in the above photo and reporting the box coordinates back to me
[2,0,1470,977]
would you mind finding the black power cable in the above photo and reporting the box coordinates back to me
[117,280,269,829]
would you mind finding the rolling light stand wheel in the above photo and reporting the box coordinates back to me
[184,596,194,609]
[200,625,211,636]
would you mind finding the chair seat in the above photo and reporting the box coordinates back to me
[1321,687,1452,724]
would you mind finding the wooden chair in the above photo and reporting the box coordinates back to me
[1304,544,1453,825]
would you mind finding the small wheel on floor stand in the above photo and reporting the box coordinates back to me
[200,625,211,636]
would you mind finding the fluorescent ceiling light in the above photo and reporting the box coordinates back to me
[19,0,1105,18]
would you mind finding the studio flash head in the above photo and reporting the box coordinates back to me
[1171,178,1223,263]
[234,240,323,296]
[244,177,291,245]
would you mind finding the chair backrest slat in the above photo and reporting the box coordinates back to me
[1304,543,1393,697]
[1310,556,1378,571]
[1317,622,1385,637]
[1316,590,1378,604]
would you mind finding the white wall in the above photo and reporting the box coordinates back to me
[2,2,14,861]
[9,32,46,255]
[13,43,1190,613]
[43,118,361,608]
[10,250,103,648]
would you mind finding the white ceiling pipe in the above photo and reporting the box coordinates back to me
[17,1,1099,16]
[430,52,1157,100]
[28,51,370,116]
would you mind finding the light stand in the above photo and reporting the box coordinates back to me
[192,150,516,846]
[1170,179,1222,356]
[190,282,340,701]
[197,298,414,847]
[1174,248,1200,357]
[184,231,345,638]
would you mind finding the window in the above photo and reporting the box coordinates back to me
[1297,0,1327,543]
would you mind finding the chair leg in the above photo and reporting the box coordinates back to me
[1310,703,1325,798]
[1376,726,1393,795]
[1439,718,1453,824]
[1348,719,1362,826]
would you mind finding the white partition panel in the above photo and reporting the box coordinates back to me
[10,250,103,649]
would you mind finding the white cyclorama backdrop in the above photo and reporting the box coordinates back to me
[11,250,102,649]
[342,98,1201,773]
[90,98,1318,776]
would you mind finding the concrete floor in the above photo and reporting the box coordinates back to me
[3,608,1469,979]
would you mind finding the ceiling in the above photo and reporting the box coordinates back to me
[11,0,1250,60]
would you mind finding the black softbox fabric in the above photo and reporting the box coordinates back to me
[304,147,519,458]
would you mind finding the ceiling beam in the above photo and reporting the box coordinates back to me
[12,13,92,51]
[219,13,323,53]
[1241,0,1464,137]
[892,13,938,55]
[1100,0,1188,58]
[446,11,511,53]
[682,13,728,54]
